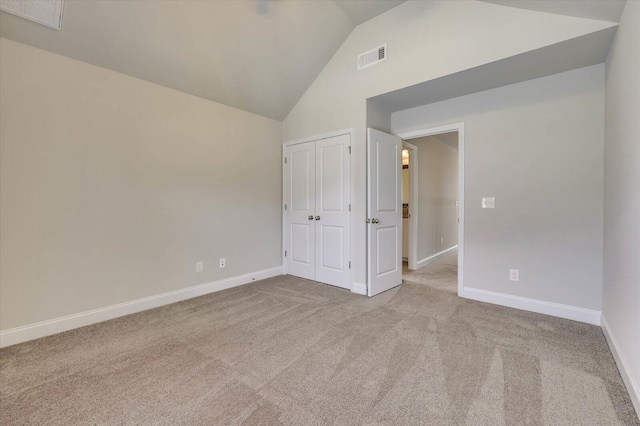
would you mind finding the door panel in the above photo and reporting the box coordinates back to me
[291,224,312,264]
[285,142,315,280]
[319,225,344,270]
[291,150,313,211]
[377,142,399,212]
[367,128,402,296]
[319,143,344,211]
[376,226,398,275]
[315,134,351,288]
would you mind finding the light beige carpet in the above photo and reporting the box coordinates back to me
[1,273,638,425]
[403,248,459,294]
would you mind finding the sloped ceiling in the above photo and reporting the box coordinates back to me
[0,1,343,121]
[333,0,407,25]
[0,0,623,121]
[0,0,405,121]
[479,0,627,23]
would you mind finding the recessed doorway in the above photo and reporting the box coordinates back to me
[397,123,464,297]
[400,131,459,294]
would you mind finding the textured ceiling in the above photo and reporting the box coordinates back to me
[479,0,627,23]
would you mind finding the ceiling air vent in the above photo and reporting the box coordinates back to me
[357,44,387,71]
[1,0,64,30]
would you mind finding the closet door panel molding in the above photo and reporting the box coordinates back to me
[283,130,352,289]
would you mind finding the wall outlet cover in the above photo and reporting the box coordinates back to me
[482,197,495,209]
[510,269,519,281]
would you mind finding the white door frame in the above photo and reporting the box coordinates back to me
[282,128,355,290]
[396,123,465,297]
[402,141,418,271]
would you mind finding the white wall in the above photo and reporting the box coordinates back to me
[602,0,640,414]
[392,65,605,311]
[0,39,283,331]
[412,136,458,263]
[283,0,613,287]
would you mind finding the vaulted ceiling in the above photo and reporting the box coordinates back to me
[0,0,626,121]
[479,0,626,23]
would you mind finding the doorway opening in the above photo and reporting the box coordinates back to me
[397,123,464,296]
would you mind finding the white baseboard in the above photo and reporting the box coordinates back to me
[601,316,640,416]
[0,266,283,348]
[416,245,457,270]
[462,287,602,325]
[351,282,367,295]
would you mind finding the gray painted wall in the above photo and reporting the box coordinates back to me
[0,39,283,330]
[392,64,605,311]
[411,136,458,264]
[283,0,611,287]
[603,0,640,413]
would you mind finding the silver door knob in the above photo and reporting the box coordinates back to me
[372,218,379,224]
[315,216,321,221]
[308,215,314,220]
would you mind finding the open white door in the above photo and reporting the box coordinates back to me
[367,128,403,296]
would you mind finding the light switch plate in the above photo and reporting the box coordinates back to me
[482,197,495,209]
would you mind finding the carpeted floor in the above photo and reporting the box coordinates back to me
[403,248,459,294]
[1,271,638,425]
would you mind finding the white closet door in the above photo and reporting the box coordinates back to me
[367,128,403,296]
[285,142,316,280]
[314,135,351,289]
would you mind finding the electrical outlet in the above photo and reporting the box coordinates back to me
[196,261,203,273]
[510,269,519,282]
[219,258,226,269]
[482,197,495,209]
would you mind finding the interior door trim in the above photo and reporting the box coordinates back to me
[396,122,465,298]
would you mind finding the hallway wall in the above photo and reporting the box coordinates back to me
[411,136,458,266]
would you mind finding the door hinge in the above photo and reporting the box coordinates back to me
[348,146,351,154]
[285,204,287,211]
[284,157,287,164]
[349,261,351,269]
[285,250,287,257]
[349,204,351,212]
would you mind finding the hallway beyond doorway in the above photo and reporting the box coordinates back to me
[403,248,458,294]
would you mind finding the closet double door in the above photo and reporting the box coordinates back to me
[284,134,351,289]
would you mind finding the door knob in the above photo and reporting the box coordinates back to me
[315,216,321,220]
[372,218,379,224]
[308,215,314,220]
